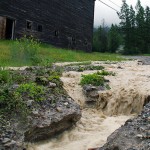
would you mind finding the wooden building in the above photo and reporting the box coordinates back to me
[0,0,95,52]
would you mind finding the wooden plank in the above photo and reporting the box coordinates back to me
[0,16,6,39]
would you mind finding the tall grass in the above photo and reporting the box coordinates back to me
[0,39,124,67]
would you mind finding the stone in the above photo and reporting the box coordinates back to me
[64,102,69,106]
[2,138,11,144]
[83,85,100,103]
[4,140,16,147]
[0,67,81,149]
[24,98,81,142]
[49,82,57,88]
[26,100,34,107]
[56,107,63,113]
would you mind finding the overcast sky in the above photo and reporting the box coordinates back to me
[94,0,150,27]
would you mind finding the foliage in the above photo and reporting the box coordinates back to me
[93,26,108,52]
[11,36,41,65]
[80,73,105,86]
[93,25,123,53]
[0,84,27,113]
[118,0,150,54]
[15,83,45,102]
[97,70,116,76]
[48,71,62,87]
[77,65,104,72]
[0,68,11,84]
[107,25,123,53]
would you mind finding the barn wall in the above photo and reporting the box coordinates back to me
[0,0,95,52]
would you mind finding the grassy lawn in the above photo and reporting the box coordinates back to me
[0,40,124,67]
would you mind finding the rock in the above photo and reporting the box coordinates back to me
[83,85,100,103]
[4,140,16,147]
[137,60,144,65]
[26,100,34,107]
[98,102,150,150]
[49,82,57,88]
[2,138,11,144]
[64,102,69,106]
[56,106,63,113]
[0,67,81,149]
[32,110,39,115]
[24,97,81,142]
[88,148,99,150]
[117,66,123,69]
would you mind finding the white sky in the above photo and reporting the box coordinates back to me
[94,0,150,27]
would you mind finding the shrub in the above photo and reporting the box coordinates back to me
[80,73,105,86]
[97,70,115,76]
[0,84,26,113]
[11,35,41,65]
[15,83,45,102]
[0,68,11,84]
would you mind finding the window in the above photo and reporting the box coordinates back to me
[37,24,43,32]
[26,20,32,30]
[72,37,75,42]
[84,40,88,45]
[55,30,59,37]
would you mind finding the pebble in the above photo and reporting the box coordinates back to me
[49,82,57,88]
[56,107,63,113]
[4,140,16,147]
[64,102,69,106]
[2,138,11,144]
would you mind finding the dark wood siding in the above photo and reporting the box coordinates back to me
[0,0,95,52]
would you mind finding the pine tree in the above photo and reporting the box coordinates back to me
[118,0,132,52]
[144,6,150,53]
[108,24,122,53]
[135,0,145,53]
[93,25,108,52]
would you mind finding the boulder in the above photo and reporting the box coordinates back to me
[0,97,81,149]
[24,97,81,142]
[83,85,104,103]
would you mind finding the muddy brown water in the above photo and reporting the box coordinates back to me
[28,61,150,150]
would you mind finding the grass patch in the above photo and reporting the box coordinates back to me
[97,70,116,76]
[0,39,124,67]
[80,70,115,87]
[80,73,105,86]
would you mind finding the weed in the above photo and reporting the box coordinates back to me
[15,83,45,102]
[105,84,111,90]
[80,73,105,86]
[11,36,41,65]
[0,84,27,113]
[97,70,116,76]
[0,68,11,84]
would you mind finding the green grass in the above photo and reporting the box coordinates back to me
[0,40,124,67]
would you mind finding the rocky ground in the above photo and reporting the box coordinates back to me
[0,67,81,150]
[124,56,150,65]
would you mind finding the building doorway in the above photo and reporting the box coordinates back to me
[5,18,15,39]
[0,17,15,39]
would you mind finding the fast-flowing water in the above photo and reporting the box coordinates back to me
[28,61,150,150]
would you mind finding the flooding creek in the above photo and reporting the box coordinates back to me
[28,61,150,150]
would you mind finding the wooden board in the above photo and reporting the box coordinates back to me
[0,16,6,39]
